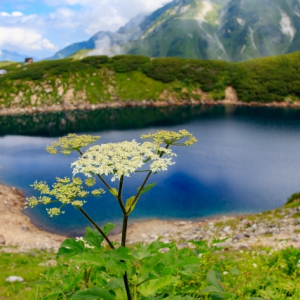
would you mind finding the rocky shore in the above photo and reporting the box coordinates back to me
[1,181,300,252]
[1,92,300,117]
[110,205,300,251]
[0,182,65,253]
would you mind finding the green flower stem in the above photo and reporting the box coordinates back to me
[124,272,132,300]
[127,144,170,214]
[121,214,129,247]
[77,206,115,249]
[118,176,127,215]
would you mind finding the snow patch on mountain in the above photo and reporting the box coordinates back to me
[248,27,257,51]
[279,9,295,41]
[195,1,213,23]
[179,4,190,14]
[237,18,245,26]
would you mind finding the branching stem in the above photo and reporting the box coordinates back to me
[77,206,115,249]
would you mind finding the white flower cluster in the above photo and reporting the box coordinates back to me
[71,140,176,181]
[26,177,105,217]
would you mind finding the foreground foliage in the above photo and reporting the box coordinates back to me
[3,245,300,299]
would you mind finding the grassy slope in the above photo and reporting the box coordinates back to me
[0,62,15,68]
[1,52,300,110]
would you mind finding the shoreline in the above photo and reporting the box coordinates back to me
[1,98,300,117]
[2,181,300,252]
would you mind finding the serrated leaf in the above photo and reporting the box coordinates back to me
[207,270,225,292]
[106,278,124,290]
[165,296,196,300]
[57,238,86,259]
[72,252,107,267]
[84,227,104,249]
[138,182,157,195]
[138,275,177,297]
[210,292,227,300]
[71,288,115,300]
[109,188,118,197]
[229,267,241,276]
[125,196,136,215]
[201,286,222,293]
[43,290,63,299]
[106,247,135,261]
[132,245,152,260]
[103,223,116,235]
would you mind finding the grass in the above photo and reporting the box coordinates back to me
[0,249,55,300]
[2,246,300,299]
[0,61,16,68]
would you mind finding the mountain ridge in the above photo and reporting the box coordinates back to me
[37,0,300,62]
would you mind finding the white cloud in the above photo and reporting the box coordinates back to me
[45,0,171,34]
[0,27,58,51]
[0,49,2,56]
[0,11,24,17]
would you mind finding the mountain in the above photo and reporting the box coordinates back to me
[47,0,300,61]
[47,14,146,60]
[0,49,39,62]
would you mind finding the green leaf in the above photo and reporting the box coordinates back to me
[210,292,227,300]
[132,245,152,260]
[109,188,118,197]
[43,290,63,299]
[72,252,107,267]
[165,297,196,300]
[57,238,86,259]
[106,247,135,261]
[138,275,177,297]
[103,223,116,235]
[248,298,265,300]
[207,270,225,292]
[201,286,222,293]
[125,196,136,215]
[84,227,104,249]
[138,182,157,195]
[71,288,115,300]
[229,267,241,276]
[106,278,124,290]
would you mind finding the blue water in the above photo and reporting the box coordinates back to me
[1,105,300,236]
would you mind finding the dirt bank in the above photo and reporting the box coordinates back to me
[0,182,65,252]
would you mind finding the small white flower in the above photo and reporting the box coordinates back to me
[240,250,244,253]
[223,271,228,275]
[198,253,203,258]
[253,263,257,268]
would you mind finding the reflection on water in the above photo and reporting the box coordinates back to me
[1,105,300,236]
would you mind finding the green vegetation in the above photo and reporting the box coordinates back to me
[0,61,15,68]
[1,52,300,110]
[3,242,300,299]
[0,249,54,299]
[286,192,300,205]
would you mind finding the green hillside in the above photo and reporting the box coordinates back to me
[0,52,300,110]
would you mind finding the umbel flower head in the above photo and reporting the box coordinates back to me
[25,177,105,217]
[141,129,197,146]
[46,134,100,155]
[71,140,176,182]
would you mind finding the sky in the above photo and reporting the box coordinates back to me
[0,0,170,59]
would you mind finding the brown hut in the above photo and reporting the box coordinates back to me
[25,58,33,64]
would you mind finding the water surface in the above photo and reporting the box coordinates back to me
[1,105,300,236]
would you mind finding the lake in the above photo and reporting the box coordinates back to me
[1,105,300,236]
